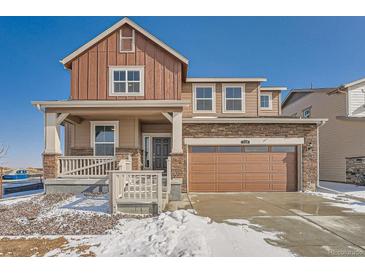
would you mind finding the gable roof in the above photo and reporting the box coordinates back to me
[328,76,365,94]
[282,88,336,108]
[60,17,189,68]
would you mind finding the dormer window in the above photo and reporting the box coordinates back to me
[193,84,215,113]
[120,27,135,53]
[222,84,245,113]
[260,94,272,110]
[109,66,144,96]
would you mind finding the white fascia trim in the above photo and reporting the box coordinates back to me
[261,87,287,91]
[192,83,216,114]
[61,17,188,66]
[90,121,119,156]
[222,84,246,113]
[343,77,365,88]
[260,93,273,110]
[184,137,304,145]
[108,66,145,97]
[183,117,328,125]
[186,78,267,83]
[31,100,190,109]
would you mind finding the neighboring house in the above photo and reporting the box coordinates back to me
[282,78,365,184]
[32,17,326,201]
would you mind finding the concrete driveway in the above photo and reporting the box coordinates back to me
[189,192,365,256]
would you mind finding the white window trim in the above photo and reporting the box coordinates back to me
[222,84,245,113]
[119,29,135,53]
[142,133,172,169]
[193,84,216,113]
[90,121,119,156]
[260,93,272,110]
[109,66,144,96]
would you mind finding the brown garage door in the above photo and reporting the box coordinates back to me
[188,145,297,192]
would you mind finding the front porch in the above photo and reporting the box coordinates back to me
[35,100,187,213]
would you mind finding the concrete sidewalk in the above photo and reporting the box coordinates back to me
[189,192,365,256]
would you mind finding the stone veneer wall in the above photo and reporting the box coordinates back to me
[346,156,365,185]
[43,153,60,179]
[181,123,319,192]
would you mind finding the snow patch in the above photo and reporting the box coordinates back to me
[311,192,365,213]
[45,210,293,257]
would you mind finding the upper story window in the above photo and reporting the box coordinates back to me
[302,107,311,118]
[193,84,215,113]
[260,94,272,110]
[109,66,144,96]
[119,28,135,53]
[222,84,245,113]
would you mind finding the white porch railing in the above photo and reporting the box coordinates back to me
[110,170,164,214]
[58,156,119,178]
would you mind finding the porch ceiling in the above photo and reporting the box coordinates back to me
[62,110,172,123]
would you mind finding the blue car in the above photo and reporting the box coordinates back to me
[2,169,30,180]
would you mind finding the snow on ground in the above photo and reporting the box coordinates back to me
[1,194,293,256]
[319,181,365,199]
[312,191,365,213]
[0,193,42,206]
[45,210,293,257]
[39,194,110,219]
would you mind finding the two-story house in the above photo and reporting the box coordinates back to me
[32,17,326,199]
[282,77,365,184]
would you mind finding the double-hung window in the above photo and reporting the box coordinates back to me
[260,94,272,110]
[109,66,144,96]
[223,85,245,113]
[91,121,119,156]
[193,84,215,113]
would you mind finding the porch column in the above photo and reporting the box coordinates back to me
[44,112,62,154]
[43,112,62,179]
[172,111,183,154]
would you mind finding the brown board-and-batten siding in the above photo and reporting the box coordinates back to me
[70,24,183,100]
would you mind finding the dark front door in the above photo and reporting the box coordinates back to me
[152,137,171,170]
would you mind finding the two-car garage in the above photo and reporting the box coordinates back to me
[188,145,298,192]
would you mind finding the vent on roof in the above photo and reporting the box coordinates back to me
[120,26,135,53]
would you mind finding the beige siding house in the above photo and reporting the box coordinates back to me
[31,17,327,213]
[282,78,365,183]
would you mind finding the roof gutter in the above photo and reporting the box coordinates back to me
[31,100,190,109]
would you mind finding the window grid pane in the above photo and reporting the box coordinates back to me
[260,95,269,108]
[113,69,141,93]
[226,98,242,111]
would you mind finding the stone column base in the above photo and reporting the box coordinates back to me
[43,153,61,179]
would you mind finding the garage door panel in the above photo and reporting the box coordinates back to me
[189,146,297,192]
[217,182,242,192]
[190,164,216,172]
[190,154,216,164]
[217,173,242,183]
[217,154,243,163]
[190,184,216,192]
[217,163,243,172]
[245,173,271,183]
[244,154,270,162]
[244,183,272,192]
[244,163,271,172]
[271,184,287,191]
[190,172,215,183]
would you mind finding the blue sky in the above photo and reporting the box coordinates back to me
[0,16,364,167]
